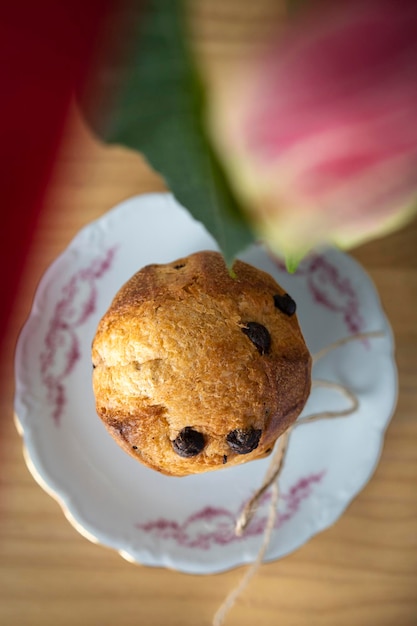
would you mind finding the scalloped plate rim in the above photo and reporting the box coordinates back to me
[14,192,398,574]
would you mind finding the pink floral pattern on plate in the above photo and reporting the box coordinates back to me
[40,247,117,424]
[272,252,364,334]
[137,471,325,549]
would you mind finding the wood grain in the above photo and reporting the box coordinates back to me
[1,2,417,625]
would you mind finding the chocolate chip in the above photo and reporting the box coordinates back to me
[174,263,185,270]
[223,455,228,464]
[273,293,296,316]
[226,427,262,454]
[172,427,205,458]
[132,445,138,450]
[241,322,271,354]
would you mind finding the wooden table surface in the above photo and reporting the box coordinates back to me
[2,3,417,625]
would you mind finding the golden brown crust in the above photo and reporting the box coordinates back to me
[92,251,311,476]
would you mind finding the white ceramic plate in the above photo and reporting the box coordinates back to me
[15,193,397,574]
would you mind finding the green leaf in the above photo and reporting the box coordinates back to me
[285,254,301,274]
[81,0,255,264]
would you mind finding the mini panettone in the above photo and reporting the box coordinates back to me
[92,251,311,476]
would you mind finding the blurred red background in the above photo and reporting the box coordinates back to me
[0,1,120,352]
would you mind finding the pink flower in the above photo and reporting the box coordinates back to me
[208,0,417,266]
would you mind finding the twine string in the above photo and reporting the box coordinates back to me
[212,482,279,626]
[212,329,385,626]
[235,428,292,536]
[312,330,384,364]
[296,379,359,426]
